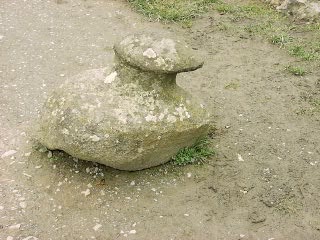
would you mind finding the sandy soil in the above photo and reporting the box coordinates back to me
[1,0,320,239]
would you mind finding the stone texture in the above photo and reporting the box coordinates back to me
[263,0,320,22]
[37,33,211,171]
[114,33,204,74]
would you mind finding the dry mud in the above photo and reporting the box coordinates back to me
[1,0,320,239]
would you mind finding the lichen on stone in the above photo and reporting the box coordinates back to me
[38,33,211,171]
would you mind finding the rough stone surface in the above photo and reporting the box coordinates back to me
[38,33,211,171]
[264,0,320,21]
[114,33,204,74]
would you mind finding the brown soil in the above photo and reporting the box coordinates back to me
[1,0,320,239]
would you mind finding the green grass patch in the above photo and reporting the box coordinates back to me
[270,34,293,48]
[128,0,219,24]
[289,45,318,61]
[215,3,235,14]
[171,138,215,166]
[128,0,320,65]
[285,65,306,76]
[303,23,320,31]
[311,99,320,112]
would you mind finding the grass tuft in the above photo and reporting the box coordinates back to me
[270,34,293,48]
[289,45,318,61]
[171,138,214,166]
[128,0,320,65]
[286,65,306,76]
[128,0,219,24]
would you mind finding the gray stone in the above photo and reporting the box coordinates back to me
[37,33,211,171]
[277,0,320,21]
[114,32,204,74]
[263,0,320,22]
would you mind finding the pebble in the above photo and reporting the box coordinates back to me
[93,224,102,231]
[187,172,192,178]
[1,150,17,158]
[81,189,91,197]
[129,230,136,234]
[0,206,4,210]
[22,237,39,240]
[19,202,27,209]
[47,151,53,158]
[237,154,244,162]
[249,211,266,223]
[7,237,14,240]
[130,180,135,186]
[23,173,32,178]
[24,152,31,157]
[8,223,21,230]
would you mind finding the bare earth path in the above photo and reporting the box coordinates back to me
[1,0,320,239]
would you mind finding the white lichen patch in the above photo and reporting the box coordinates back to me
[174,105,191,121]
[154,57,174,71]
[143,48,157,59]
[62,128,69,135]
[51,109,58,116]
[89,135,100,142]
[153,38,177,60]
[71,109,79,114]
[120,35,134,46]
[158,113,165,121]
[114,108,128,124]
[58,97,66,106]
[154,57,166,68]
[81,103,92,111]
[104,71,117,84]
[145,114,157,122]
[167,114,177,123]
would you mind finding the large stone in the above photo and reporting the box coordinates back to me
[277,0,320,22]
[263,0,320,22]
[37,33,211,171]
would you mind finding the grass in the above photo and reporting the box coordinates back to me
[128,0,320,115]
[215,3,235,14]
[289,45,318,61]
[285,65,306,76]
[270,34,293,48]
[127,0,320,65]
[128,0,276,24]
[128,0,219,25]
[171,138,215,166]
[311,99,320,112]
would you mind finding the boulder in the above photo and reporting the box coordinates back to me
[277,0,320,21]
[263,0,320,22]
[37,33,211,171]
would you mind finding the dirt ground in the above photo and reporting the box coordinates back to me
[1,0,320,239]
